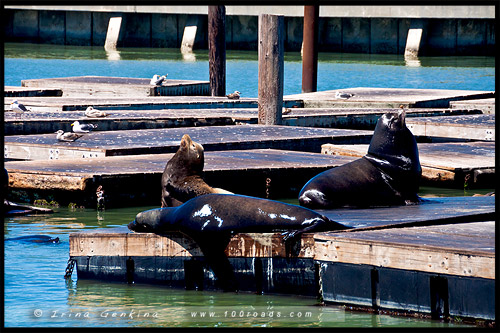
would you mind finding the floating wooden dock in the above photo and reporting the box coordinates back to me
[69,196,495,320]
[4,107,483,136]
[285,87,495,108]
[406,114,495,141]
[4,125,372,161]
[20,76,211,97]
[5,149,356,207]
[3,96,295,112]
[321,141,495,187]
[4,86,63,97]
[450,98,495,114]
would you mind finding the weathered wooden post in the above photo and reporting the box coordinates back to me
[302,5,319,93]
[258,14,284,125]
[104,17,122,50]
[208,6,226,96]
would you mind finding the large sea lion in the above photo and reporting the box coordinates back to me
[161,134,231,207]
[299,109,422,209]
[129,193,350,290]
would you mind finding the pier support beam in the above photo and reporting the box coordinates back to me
[258,14,284,125]
[104,17,122,50]
[208,6,226,97]
[302,5,319,93]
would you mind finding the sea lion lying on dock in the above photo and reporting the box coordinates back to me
[299,109,422,209]
[129,193,350,290]
[161,134,232,207]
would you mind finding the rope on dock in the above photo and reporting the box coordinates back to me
[64,258,76,279]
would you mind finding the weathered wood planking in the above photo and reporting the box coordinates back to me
[5,149,356,206]
[4,125,372,160]
[321,141,495,185]
[20,76,210,97]
[285,87,494,108]
[319,196,495,230]
[3,109,254,135]
[406,114,495,141]
[4,86,63,97]
[315,221,494,279]
[280,107,481,129]
[3,96,291,111]
[450,98,495,114]
[70,230,315,259]
[4,107,482,135]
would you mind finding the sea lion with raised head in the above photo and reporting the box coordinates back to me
[129,193,350,290]
[161,134,231,207]
[299,109,422,209]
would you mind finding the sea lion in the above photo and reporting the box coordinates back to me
[129,193,350,290]
[299,109,422,209]
[5,235,60,243]
[161,134,231,207]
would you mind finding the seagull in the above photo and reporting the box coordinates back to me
[55,130,83,142]
[71,121,97,133]
[335,91,355,99]
[85,106,108,118]
[226,90,240,99]
[150,74,167,86]
[10,100,29,118]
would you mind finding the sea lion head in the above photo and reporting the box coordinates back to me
[177,134,204,174]
[367,110,420,173]
[128,208,179,234]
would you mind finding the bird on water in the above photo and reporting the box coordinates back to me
[71,121,97,133]
[55,130,83,142]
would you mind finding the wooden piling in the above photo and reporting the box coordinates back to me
[302,5,319,93]
[208,6,226,97]
[258,14,284,125]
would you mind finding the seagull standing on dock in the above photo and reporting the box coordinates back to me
[150,74,167,86]
[85,106,108,118]
[55,130,83,142]
[335,91,355,99]
[10,100,29,118]
[71,121,97,133]
[226,91,241,99]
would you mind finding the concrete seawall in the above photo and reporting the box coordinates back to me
[3,6,495,55]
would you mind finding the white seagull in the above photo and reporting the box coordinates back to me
[150,74,167,86]
[71,120,97,133]
[85,106,108,118]
[55,130,83,142]
[226,90,241,100]
[335,91,355,99]
[10,100,29,118]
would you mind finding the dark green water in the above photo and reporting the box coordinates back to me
[3,43,493,328]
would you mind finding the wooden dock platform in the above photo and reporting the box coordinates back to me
[4,107,482,136]
[316,220,494,320]
[68,196,494,320]
[450,98,495,114]
[284,87,495,108]
[3,96,300,112]
[4,86,63,97]
[321,141,495,187]
[4,149,357,206]
[406,114,495,141]
[20,76,210,97]
[4,125,372,161]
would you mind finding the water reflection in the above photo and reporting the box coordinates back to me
[404,56,421,67]
[105,49,121,61]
